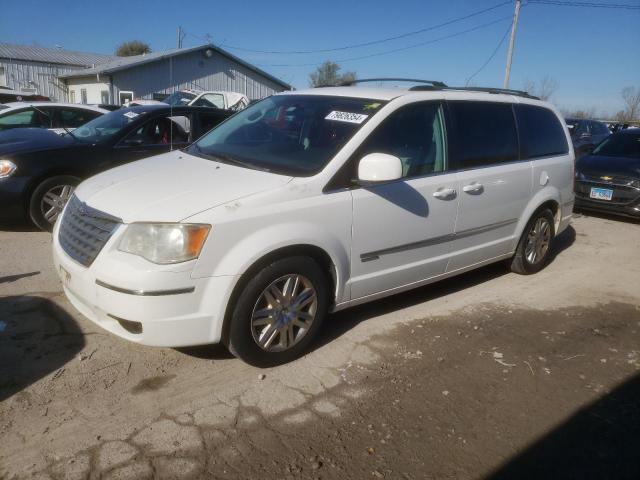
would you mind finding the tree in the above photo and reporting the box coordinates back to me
[620,86,640,122]
[115,41,151,57]
[309,61,356,87]
[523,75,557,101]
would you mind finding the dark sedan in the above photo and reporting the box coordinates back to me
[574,129,640,219]
[0,105,232,230]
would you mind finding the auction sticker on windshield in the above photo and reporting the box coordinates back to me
[325,111,368,124]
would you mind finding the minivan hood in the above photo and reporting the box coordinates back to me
[75,150,293,223]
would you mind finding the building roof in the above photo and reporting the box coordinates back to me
[0,42,116,67]
[58,44,291,90]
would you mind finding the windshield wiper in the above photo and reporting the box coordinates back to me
[191,145,272,173]
[31,105,76,138]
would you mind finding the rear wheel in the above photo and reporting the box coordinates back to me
[29,175,79,231]
[510,209,555,275]
[227,256,328,367]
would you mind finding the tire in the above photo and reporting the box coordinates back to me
[29,175,80,232]
[510,209,555,275]
[227,256,329,367]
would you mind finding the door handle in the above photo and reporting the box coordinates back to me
[432,187,456,199]
[462,182,484,194]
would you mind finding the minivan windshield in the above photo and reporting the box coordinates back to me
[189,94,386,176]
[592,131,640,159]
[72,108,148,143]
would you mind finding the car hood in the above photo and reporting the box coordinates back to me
[74,150,293,223]
[0,127,76,156]
[577,154,640,178]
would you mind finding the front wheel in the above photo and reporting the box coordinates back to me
[510,209,555,275]
[227,256,329,367]
[29,175,80,231]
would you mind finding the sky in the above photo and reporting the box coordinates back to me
[1,0,639,116]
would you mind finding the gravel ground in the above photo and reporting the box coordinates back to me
[1,212,639,479]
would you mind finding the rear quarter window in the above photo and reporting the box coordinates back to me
[447,101,519,169]
[516,105,568,159]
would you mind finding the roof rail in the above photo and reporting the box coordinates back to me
[338,78,448,88]
[408,84,539,100]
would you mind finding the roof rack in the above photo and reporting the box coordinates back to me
[409,84,539,100]
[337,78,448,88]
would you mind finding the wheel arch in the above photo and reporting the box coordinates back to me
[514,189,561,247]
[219,243,341,346]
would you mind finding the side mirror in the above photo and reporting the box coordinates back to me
[357,153,402,184]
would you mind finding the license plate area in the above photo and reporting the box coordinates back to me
[590,187,613,201]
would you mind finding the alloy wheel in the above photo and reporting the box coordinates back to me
[525,217,551,265]
[41,185,74,224]
[250,274,318,352]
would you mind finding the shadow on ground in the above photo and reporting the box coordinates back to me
[574,208,640,225]
[487,372,640,480]
[0,219,40,233]
[0,295,85,401]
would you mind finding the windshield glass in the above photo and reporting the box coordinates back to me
[72,108,148,143]
[163,91,197,106]
[592,132,640,158]
[189,94,386,176]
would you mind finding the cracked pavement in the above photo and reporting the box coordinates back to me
[1,213,639,479]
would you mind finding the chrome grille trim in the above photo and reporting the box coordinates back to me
[58,195,121,267]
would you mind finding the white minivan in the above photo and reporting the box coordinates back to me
[52,82,575,366]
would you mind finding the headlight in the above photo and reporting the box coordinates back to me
[575,171,587,181]
[0,160,16,178]
[118,223,210,264]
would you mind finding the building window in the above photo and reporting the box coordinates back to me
[101,90,109,104]
[80,88,87,104]
[0,67,6,87]
[119,91,134,105]
[70,90,76,103]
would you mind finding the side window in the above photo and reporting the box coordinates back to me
[199,113,227,135]
[448,101,518,169]
[515,104,568,159]
[192,93,225,108]
[0,109,36,126]
[124,115,191,146]
[58,109,101,128]
[0,108,51,128]
[357,102,447,179]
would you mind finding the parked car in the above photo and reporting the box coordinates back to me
[0,104,232,230]
[0,86,50,103]
[51,85,574,366]
[565,118,611,159]
[129,89,250,111]
[0,102,108,135]
[574,129,640,218]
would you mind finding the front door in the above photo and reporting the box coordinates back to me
[349,102,459,300]
[445,101,532,271]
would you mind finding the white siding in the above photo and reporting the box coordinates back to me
[66,77,111,104]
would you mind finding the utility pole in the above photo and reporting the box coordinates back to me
[176,26,183,49]
[503,0,521,89]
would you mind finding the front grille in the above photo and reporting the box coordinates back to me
[575,181,640,205]
[58,195,121,267]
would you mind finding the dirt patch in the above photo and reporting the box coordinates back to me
[20,301,640,480]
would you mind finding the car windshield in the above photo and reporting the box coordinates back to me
[189,94,386,176]
[592,132,640,158]
[163,91,197,106]
[72,108,148,143]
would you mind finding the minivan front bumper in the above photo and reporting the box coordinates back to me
[52,219,238,347]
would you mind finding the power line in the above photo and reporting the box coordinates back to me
[254,16,513,68]
[465,23,513,86]
[526,1,640,9]
[222,0,513,54]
